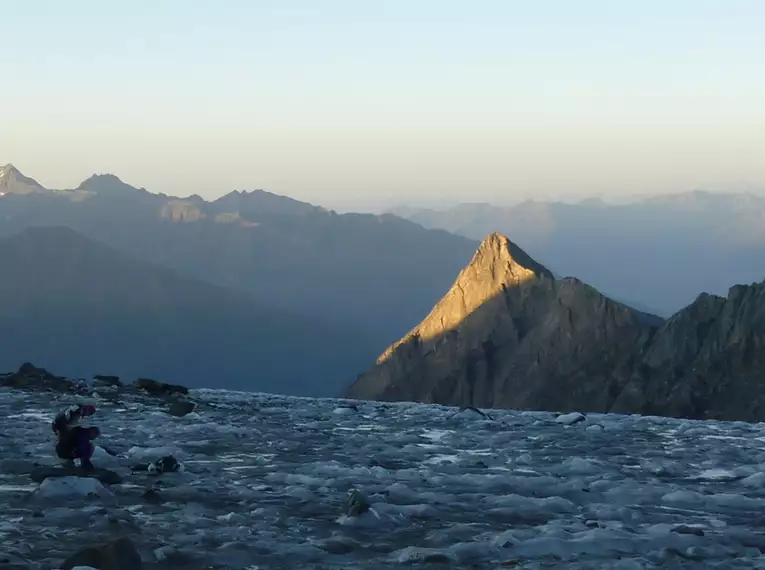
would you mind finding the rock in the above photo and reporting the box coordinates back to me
[610,283,765,422]
[556,412,586,425]
[0,362,84,394]
[134,378,188,397]
[345,488,370,516]
[92,375,122,388]
[61,537,142,570]
[147,455,182,475]
[167,400,196,417]
[30,466,122,485]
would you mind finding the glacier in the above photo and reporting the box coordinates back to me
[2,386,765,568]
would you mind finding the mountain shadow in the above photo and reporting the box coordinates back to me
[0,226,385,396]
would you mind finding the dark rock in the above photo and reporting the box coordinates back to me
[168,400,196,417]
[30,466,123,485]
[0,363,84,394]
[61,537,142,570]
[135,378,188,396]
[345,488,370,516]
[145,455,181,475]
[93,375,122,388]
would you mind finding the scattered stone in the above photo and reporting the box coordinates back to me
[345,488,370,516]
[92,375,122,388]
[61,537,142,570]
[134,378,188,397]
[146,455,182,475]
[167,400,196,417]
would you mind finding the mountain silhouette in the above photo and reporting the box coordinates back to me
[0,167,479,344]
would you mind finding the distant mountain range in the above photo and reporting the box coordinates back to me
[390,193,765,317]
[348,232,765,422]
[0,164,477,342]
[0,163,487,393]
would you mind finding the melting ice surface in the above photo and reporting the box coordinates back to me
[3,388,765,568]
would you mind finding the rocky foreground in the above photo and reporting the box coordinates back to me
[4,367,765,568]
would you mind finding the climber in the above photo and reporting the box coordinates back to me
[51,403,98,470]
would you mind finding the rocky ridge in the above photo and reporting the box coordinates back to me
[347,232,765,422]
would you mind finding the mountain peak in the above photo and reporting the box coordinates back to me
[470,232,553,282]
[374,233,553,364]
[0,164,47,195]
[76,173,149,197]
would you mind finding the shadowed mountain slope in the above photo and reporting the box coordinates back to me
[0,226,384,396]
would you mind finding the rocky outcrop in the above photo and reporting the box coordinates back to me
[345,233,661,412]
[135,378,189,396]
[347,232,765,422]
[0,363,87,394]
[612,282,765,421]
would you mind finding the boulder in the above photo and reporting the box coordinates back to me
[134,378,188,397]
[61,537,142,570]
[167,400,195,417]
[92,375,122,388]
[0,363,83,394]
[345,488,370,516]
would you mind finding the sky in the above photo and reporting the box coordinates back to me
[2,0,765,210]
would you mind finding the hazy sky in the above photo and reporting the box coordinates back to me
[2,0,764,208]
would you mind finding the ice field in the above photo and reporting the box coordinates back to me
[3,386,765,569]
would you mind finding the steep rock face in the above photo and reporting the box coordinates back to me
[612,282,765,421]
[346,233,660,412]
